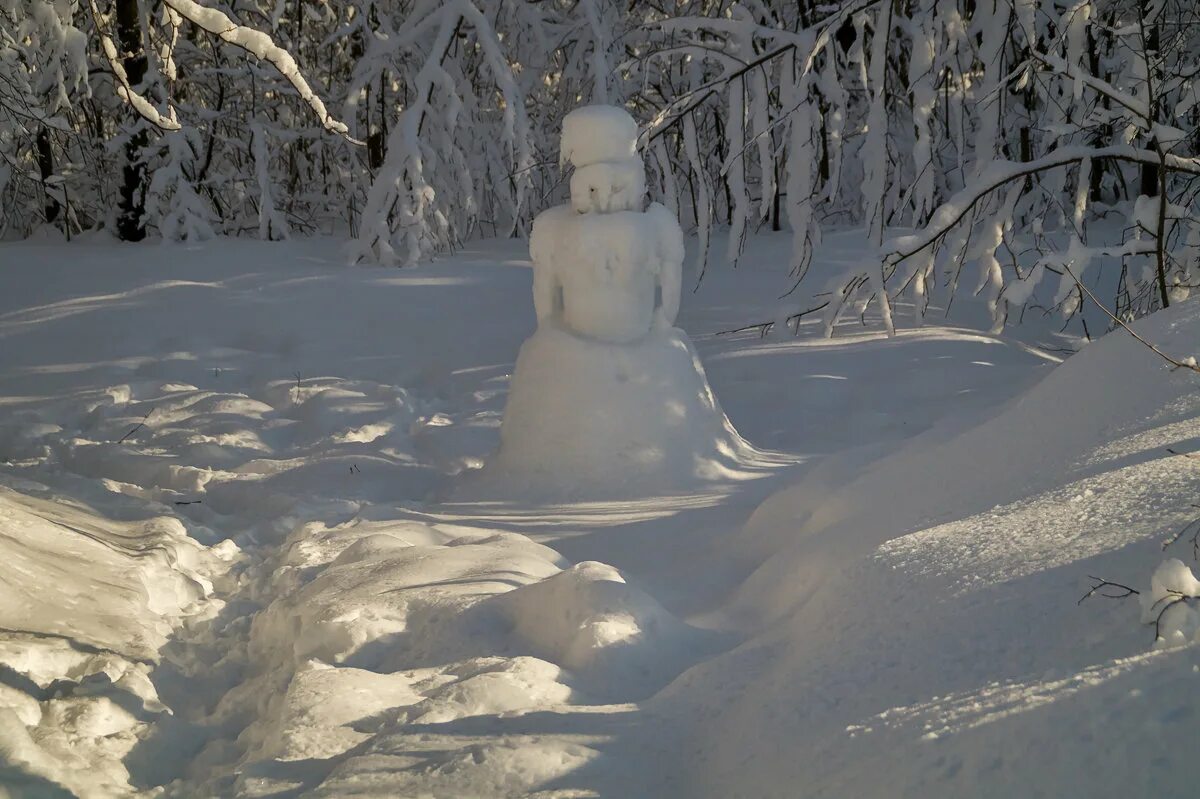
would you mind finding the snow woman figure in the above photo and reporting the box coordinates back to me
[461,105,766,501]
[529,106,683,344]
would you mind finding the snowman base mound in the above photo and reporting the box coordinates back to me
[461,323,767,501]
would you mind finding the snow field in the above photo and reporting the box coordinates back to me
[2,232,1195,797]
[0,236,757,796]
[0,354,700,794]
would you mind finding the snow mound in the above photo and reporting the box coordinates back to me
[494,560,706,696]
[247,522,564,671]
[559,104,638,168]
[1140,559,1200,648]
[213,509,704,795]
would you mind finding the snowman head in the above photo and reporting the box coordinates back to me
[570,160,646,214]
[561,106,645,214]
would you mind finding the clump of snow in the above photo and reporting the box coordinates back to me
[559,104,638,168]
[1140,559,1200,648]
[494,560,701,693]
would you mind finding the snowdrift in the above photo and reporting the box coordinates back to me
[730,297,1200,625]
[220,514,711,796]
[0,478,232,795]
[667,298,1200,798]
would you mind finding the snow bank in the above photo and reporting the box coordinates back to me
[731,299,1200,624]
[0,478,232,796]
[664,298,1200,798]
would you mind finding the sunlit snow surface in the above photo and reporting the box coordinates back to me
[0,232,1197,797]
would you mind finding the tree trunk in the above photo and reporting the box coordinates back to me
[36,129,60,224]
[1138,0,1160,199]
[116,0,148,241]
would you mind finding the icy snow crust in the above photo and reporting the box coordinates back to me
[1,231,1197,797]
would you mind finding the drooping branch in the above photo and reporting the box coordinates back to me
[88,0,356,142]
[883,146,1200,267]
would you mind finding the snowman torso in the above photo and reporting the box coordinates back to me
[567,208,663,343]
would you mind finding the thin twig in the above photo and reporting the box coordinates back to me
[1078,575,1140,605]
[1152,593,1191,642]
[715,301,831,337]
[117,409,154,444]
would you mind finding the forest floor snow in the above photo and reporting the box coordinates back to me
[0,231,1196,797]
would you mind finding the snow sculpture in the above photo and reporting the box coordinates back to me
[531,106,682,344]
[465,105,763,500]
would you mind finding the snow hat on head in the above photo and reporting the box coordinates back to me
[560,105,639,168]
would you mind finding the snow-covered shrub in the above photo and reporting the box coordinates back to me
[146,127,215,242]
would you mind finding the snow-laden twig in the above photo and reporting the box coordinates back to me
[87,0,353,142]
[1160,506,1200,560]
[884,146,1200,266]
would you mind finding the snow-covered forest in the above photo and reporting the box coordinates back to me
[2,1,1200,797]
[6,0,1200,321]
